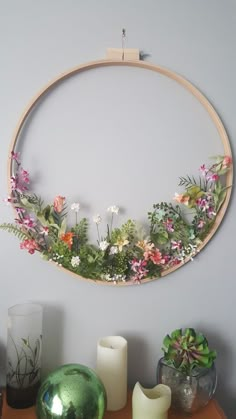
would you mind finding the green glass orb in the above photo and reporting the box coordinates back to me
[36,364,107,419]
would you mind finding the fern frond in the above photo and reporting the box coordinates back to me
[24,193,44,209]
[0,223,30,240]
[178,175,200,188]
[73,218,88,245]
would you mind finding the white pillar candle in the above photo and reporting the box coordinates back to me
[132,382,171,419]
[96,336,127,411]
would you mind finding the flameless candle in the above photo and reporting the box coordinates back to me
[96,336,127,411]
[132,382,171,419]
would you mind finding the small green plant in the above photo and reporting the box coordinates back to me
[162,328,216,374]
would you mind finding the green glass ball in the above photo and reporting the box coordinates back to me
[36,364,107,419]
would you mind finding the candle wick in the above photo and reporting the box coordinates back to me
[110,345,114,349]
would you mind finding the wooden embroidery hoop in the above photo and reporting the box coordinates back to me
[8,49,233,285]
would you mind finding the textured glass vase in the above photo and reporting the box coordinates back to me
[36,364,107,419]
[157,357,217,414]
[6,303,43,408]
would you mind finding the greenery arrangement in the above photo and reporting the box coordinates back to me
[0,152,232,283]
[162,328,217,375]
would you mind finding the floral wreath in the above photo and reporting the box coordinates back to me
[0,152,232,284]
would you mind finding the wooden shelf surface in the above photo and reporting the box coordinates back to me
[2,391,226,419]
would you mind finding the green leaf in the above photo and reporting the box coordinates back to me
[170,329,182,340]
[22,338,29,346]
[163,335,172,349]
[59,218,67,235]
[0,223,30,240]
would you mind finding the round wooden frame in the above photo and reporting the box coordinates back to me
[8,58,233,285]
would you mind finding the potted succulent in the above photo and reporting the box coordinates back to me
[157,328,217,414]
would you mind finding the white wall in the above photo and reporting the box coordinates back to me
[0,1,235,417]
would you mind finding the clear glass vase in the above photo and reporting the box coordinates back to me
[157,357,217,414]
[6,303,43,408]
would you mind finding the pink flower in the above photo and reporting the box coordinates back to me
[40,226,49,236]
[171,240,182,250]
[11,151,20,164]
[199,164,208,176]
[207,207,216,218]
[20,168,30,184]
[197,219,205,229]
[149,249,163,265]
[163,218,174,232]
[171,258,181,266]
[53,196,65,213]
[207,173,219,182]
[10,176,17,190]
[131,259,149,283]
[3,196,17,205]
[144,248,163,265]
[196,197,208,211]
[15,207,26,215]
[222,155,232,168]
[10,168,30,193]
[20,239,38,254]
[161,254,171,265]
[16,215,36,230]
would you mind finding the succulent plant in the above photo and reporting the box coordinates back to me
[162,328,216,374]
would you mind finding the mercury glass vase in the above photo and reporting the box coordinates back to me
[6,303,43,408]
[157,357,217,414]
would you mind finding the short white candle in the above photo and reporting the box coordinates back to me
[96,336,127,411]
[132,382,171,419]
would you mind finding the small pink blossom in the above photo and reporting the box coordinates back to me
[40,226,49,236]
[16,215,36,230]
[171,240,182,250]
[20,168,30,184]
[171,258,181,266]
[196,197,208,211]
[15,207,26,215]
[161,254,171,265]
[207,207,216,218]
[207,173,219,182]
[20,239,38,254]
[163,218,174,232]
[10,169,29,193]
[3,196,17,205]
[197,219,205,229]
[53,196,65,213]
[10,176,17,190]
[199,164,208,176]
[11,151,20,164]
[131,258,149,283]
[222,155,232,168]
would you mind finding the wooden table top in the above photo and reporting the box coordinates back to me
[2,391,226,419]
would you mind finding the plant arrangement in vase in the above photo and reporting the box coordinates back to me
[157,328,217,414]
[0,152,232,284]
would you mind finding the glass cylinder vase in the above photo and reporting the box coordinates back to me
[6,303,43,408]
[157,357,217,414]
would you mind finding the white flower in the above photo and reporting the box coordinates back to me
[109,246,118,255]
[107,205,119,214]
[93,214,102,224]
[71,256,81,267]
[71,203,80,212]
[99,240,109,251]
